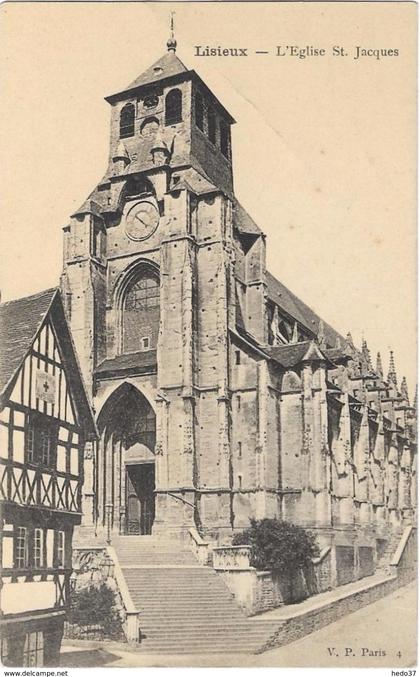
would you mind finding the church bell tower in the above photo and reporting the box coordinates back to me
[61,32,239,538]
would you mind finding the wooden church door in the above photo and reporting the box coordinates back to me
[125,464,155,535]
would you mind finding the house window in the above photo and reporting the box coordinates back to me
[208,108,216,144]
[22,632,44,667]
[56,531,65,568]
[235,350,241,365]
[220,120,230,158]
[25,413,58,469]
[141,337,150,351]
[34,528,43,568]
[26,423,35,463]
[236,395,241,411]
[195,92,204,130]
[238,441,242,458]
[238,475,242,490]
[119,103,135,139]
[15,527,28,568]
[165,89,182,125]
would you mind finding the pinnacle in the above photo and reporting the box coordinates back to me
[388,350,397,386]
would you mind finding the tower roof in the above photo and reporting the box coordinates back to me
[105,50,235,123]
[115,52,189,99]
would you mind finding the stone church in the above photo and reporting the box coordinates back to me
[60,36,417,563]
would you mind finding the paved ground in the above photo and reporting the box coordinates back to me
[60,581,417,668]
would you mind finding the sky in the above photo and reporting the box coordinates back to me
[0,2,416,395]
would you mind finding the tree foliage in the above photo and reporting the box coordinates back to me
[232,518,319,573]
[68,583,123,639]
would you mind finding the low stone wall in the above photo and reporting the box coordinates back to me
[214,546,333,615]
[259,574,401,653]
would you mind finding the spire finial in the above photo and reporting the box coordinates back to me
[167,12,177,53]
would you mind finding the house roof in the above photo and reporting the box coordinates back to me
[266,271,346,348]
[0,288,56,395]
[0,288,97,437]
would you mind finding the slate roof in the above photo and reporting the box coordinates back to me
[95,350,157,377]
[268,341,313,368]
[109,52,190,100]
[0,288,56,395]
[233,201,263,237]
[266,272,346,348]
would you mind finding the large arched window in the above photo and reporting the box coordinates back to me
[120,103,135,139]
[122,269,160,354]
[165,89,182,126]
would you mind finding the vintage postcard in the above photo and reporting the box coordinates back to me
[0,1,417,670]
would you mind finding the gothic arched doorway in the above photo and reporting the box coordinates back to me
[97,383,156,535]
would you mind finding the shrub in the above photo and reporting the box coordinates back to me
[232,518,319,574]
[68,583,123,639]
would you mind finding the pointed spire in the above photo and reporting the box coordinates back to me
[361,337,372,370]
[167,11,177,53]
[376,352,383,378]
[400,376,409,403]
[387,350,397,386]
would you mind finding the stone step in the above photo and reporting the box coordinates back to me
[112,537,273,654]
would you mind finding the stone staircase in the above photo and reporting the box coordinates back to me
[112,536,279,654]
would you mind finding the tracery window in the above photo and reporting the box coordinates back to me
[165,89,182,125]
[119,103,135,139]
[122,270,160,354]
[125,275,159,310]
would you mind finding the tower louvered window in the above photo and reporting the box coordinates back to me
[208,108,216,144]
[195,92,204,130]
[220,120,230,158]
[120,103,135,138]
[165,89,182,125]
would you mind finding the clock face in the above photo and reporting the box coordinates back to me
[126,201,159,241]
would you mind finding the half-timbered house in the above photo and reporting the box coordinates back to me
[0,288,96,666]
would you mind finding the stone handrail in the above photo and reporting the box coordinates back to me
[188,527,210,565]
[213,545,253,570]
[312,546,331,565]
[106,546,139,643]
[390,525,415,567]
